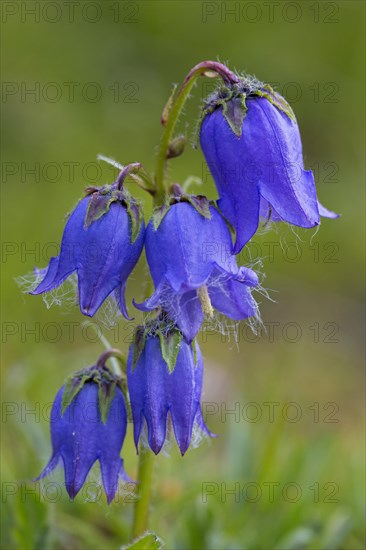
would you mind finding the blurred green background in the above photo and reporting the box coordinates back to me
[1,1,365,549]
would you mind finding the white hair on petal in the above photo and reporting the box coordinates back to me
[15,270,78,311]
[15,268,125,327]
[95,294,123,330]
[141,268,268,347]
[41,273,78,311]
[288,223,305,243]
[189,418,213,450]
[15,269,45,295]
[257,217,277,237]
[310,223,321,244]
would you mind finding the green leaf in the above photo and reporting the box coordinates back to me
[222,95,247,137]
[61,371,90,414]
[132,328,146,371]
[159,330,182,374]
[97,378,117,424]
[122,532,164,550]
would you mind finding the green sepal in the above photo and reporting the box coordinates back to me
[221,95,247,137]
[151,202,171,230]
[198,74,296,143]
[124,193,144,243]
[84,184,143,243]
[132,326,146,372]
[132,320,183,374]
[167,135,186,159]
[152,191,212,230]
[184,194,212,219]
[84,185,117,228]
[97,377,117,425]
[122,532,164,550]
[161,84,178,126]
[118,377,132,422]
[94,366,125,425]
[61,363,125,424]
[61,369,91,415]
[158,329,182,374]
[253,84,296,122]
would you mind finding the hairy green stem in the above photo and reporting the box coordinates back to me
[154,61,238,205]
[131,447,155,540]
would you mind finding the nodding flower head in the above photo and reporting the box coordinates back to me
[31,177,145,318]
[200,77,338,253]
[127,324,214,456]
[135,200,258,343]
[37,362,130,504]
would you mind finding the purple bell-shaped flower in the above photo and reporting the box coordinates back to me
[31,176,145,318]
[127,328,213,456]
[200,78,338,252]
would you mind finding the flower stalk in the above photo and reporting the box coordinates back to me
[131,447,155,540]
[154,61,239,205]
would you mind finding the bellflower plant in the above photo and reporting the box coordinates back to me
[25,61,338,546]
[200,77,338,252]
[127,324,213,455]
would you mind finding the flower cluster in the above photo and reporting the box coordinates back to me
[32,62,338,503]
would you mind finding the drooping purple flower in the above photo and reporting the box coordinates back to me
[31,183,145,318]
[127,333,213,455]
[200,82,338,253]
[135,201,258,343]
[37,381,129,503]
